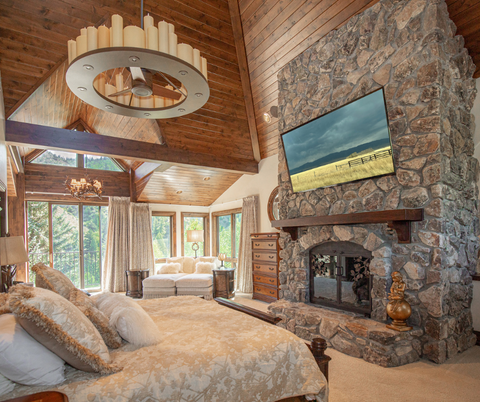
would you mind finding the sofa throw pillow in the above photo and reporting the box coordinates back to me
[157,263,181,275]
[0,314,65,386]
[166,257,184,272]
[69,288,122,349]
[9,286,119,375]
[0,373,15,396]
[182,257,196,273]
[195,257,219,268]
[31,262,76,299]
[0,294,10,315]
[195,262,215,274]
[92,292,162,347]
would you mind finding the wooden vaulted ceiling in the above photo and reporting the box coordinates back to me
[2,0,480,204]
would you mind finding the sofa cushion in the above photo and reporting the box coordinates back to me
[195,257,220,268]
[195,262,215,274]
[175,274,213,288]
[143,273,188,288]
[157,263,181,274]
[166,257,184,272]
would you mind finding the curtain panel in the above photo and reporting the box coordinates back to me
[236,195,258,293]
[102,197,130,292]
[130,203,155,275]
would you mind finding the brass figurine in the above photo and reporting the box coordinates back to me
[386,271,412,332]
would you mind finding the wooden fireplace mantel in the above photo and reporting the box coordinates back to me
[271,209,424,243]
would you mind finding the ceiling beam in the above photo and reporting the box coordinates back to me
[132,162,161,200]
[228,0,261,162]
[5,121,258,174]
[24,149,46,163]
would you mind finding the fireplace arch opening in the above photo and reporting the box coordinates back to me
[309,241,373,316]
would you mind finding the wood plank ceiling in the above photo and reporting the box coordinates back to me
[2,0,480,203]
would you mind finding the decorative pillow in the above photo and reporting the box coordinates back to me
[195,257,219,268]
[166,257,184,272]
[8,286,119,374]
[31,262,75,299]
[0,314,65,386]
[0,373,15,396]
[195,262,215,274]
[182,256,196,273]
[92,292,162,347]
[158,263,181,274]
[0,294,10,315]
[69,288,122,349]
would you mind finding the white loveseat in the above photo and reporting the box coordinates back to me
[142,256,220,300]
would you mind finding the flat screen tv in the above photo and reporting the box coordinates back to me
[281,88,395,193]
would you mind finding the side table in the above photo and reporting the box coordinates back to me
[125,269,149,298]
[212,268,235,299]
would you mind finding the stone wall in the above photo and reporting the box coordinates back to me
[271,0,479,364]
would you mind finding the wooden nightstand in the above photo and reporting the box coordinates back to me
[125,269,149,298]
[213,268,235,299]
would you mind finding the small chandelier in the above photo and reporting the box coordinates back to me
[65,1,209,119]
[65,176,103,200]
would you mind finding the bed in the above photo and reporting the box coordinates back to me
[1,296,328,402]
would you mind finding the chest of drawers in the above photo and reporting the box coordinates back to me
[251,232,280,303]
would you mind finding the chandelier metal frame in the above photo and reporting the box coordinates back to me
[66,47,210,119]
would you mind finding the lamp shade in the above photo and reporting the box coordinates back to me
[187,230,204,243]
[0,236,29,265]
[218,253,226,261]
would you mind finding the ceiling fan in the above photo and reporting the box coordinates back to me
[108,67,182,105]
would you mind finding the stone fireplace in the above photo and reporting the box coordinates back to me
[267,0,479,367]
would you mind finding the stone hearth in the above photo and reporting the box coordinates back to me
[268,0,479,366]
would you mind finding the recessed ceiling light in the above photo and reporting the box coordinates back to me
[176,190,183,194]
[78,87,87,91]
[203,177,210,181]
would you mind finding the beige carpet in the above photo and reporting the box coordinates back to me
[233,293,480,402]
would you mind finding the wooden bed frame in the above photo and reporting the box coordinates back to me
[4,298,331,402]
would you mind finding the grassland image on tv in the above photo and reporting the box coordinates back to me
[282,89,395,193]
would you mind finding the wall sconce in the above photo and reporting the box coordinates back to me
[263,105,278,123]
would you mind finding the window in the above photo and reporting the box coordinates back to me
[212,209,242,268]
[84,155,122,171]
[32,150,77,167]
[27,201,108,290]
[181,213,210,257]
[152,212,176,263]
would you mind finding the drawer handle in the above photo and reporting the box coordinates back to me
[255,243,260,246]
[255,254,260,258]
[269,256,274,259]
[269,267,274,271]
[269,291,275,295]
[267,235,273,237]
[268,243,274,247]
[269,279,274,283]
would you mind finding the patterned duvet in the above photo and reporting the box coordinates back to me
[1,296,328,402]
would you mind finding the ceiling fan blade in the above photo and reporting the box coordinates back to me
[151,84,182,100]
[108,88,133,97]
[130,67,146,83]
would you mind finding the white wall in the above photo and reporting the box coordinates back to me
[149,153,280,257]
[211,154,279,233]
[471,79,480,331]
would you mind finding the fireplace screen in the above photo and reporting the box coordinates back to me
[309,241,372,315]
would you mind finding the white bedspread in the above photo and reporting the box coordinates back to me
[1,296,328,402]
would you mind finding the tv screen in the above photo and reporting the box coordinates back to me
[281,88,395,193]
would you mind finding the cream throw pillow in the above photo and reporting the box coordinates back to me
[166,257,184,272]
[158,263,181,274]
[68,288,122,349]
[195,262,215,274]
[31,262,76,299]
[182,257,196,273]
[9,286,119,375]
[92,292,162,347]
[0,314,65,386]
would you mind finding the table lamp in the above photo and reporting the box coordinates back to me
[0,235,29,293]
[186,230,204,258]
[218,253,226,268]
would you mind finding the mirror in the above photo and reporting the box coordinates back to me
[267,186,280,222]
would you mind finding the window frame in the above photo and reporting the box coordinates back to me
[212,208,242,268]
[26,200,107,290]
[151,211,176,263]
[181,212,210,257]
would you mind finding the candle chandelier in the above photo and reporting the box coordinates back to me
[65,1,209,119]
[65,176,103,200]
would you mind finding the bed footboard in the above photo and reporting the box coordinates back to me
[214,298,331,380]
